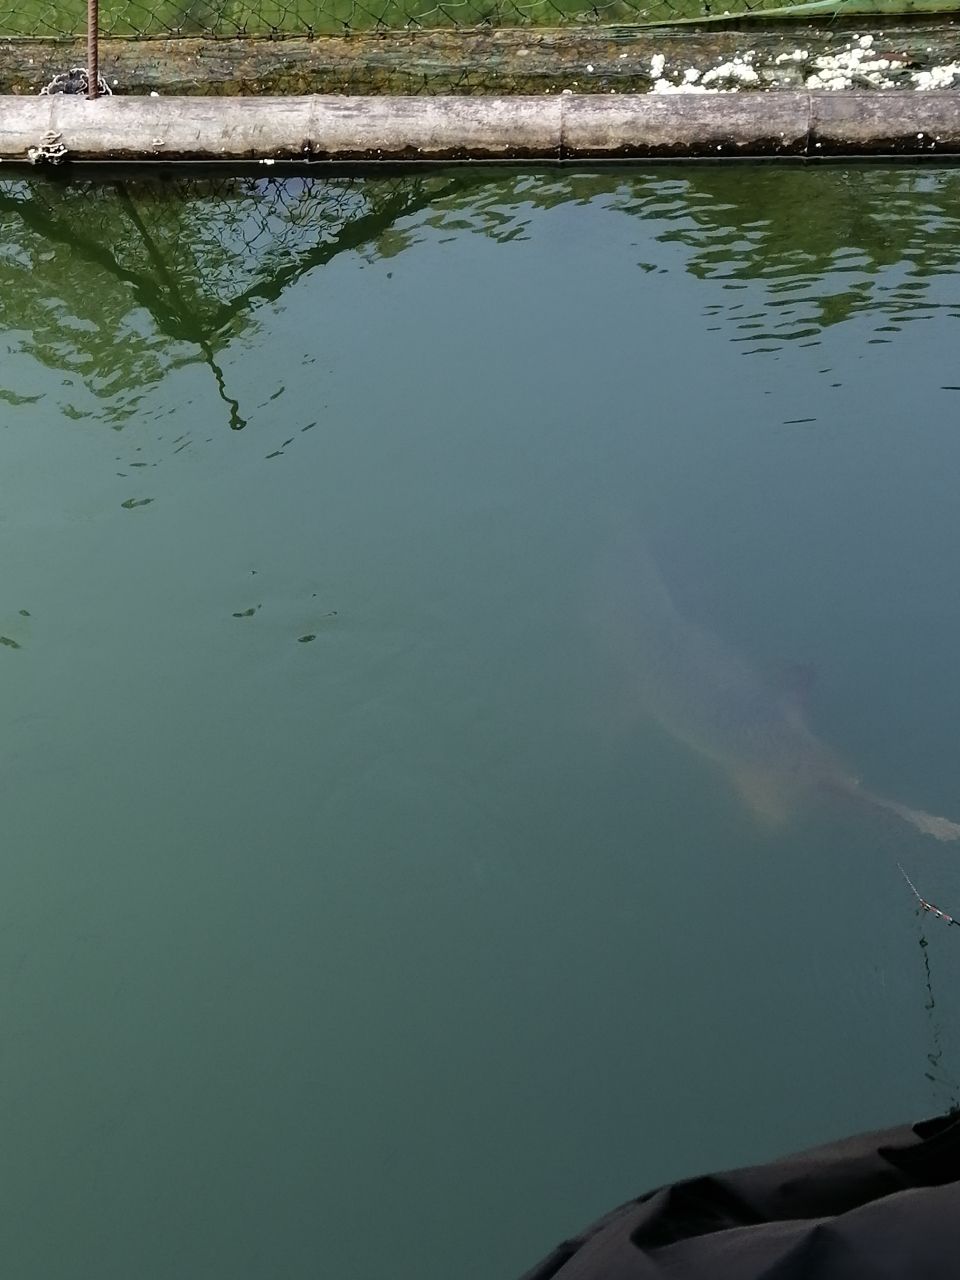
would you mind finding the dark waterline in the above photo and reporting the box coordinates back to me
[1,165,960,1279]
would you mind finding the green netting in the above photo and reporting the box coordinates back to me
[5,0,957,38]
[0,0,641,37]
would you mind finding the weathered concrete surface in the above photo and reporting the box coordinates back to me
[0,94,565,161]
[810,88,960,151]
[562,91,810,154]
[1,26,957,96]
[3,91,960,162]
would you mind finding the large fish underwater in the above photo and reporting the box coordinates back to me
[599,540,960,842]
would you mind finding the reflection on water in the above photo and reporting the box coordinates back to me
[5,167,960,432]
[0,173,465,429]
[2,166,960,1280]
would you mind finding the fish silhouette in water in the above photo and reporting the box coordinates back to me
[599,540,960,842]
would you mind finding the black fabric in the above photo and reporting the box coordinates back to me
[520,1112,960,1279]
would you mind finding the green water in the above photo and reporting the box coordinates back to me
[2,165,960,1278]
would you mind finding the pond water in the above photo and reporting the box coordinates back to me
[2,164,960,1279]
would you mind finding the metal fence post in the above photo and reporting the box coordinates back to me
[87,0,99,99]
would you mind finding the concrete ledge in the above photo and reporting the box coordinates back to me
[810,92,959,153]
[562,92,811,156]
[2,91,960,163]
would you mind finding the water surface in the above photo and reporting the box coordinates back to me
[2,165,960,1279]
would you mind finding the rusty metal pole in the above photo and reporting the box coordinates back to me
[87,0,99,99]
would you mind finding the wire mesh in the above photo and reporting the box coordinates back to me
[0,0,874,39]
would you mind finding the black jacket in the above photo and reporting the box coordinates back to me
[521,1112,960,1279]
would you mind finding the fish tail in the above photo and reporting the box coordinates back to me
[831,777,960,843]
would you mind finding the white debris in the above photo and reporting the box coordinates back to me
[809,73,853,90]
[806,43,902,90]
[702,57,759,87]
[585,63,594,71]
[27,129,67,164]
[651,78,716,93]
[641,39,956,95]
[912,62,960,89]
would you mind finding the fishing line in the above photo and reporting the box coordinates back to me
[898,862,960,1111]
[898,863,960,929]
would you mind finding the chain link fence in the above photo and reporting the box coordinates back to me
[2,0,656,37]
[0,0,905,39]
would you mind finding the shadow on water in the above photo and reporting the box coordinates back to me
[4,165,960,429]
